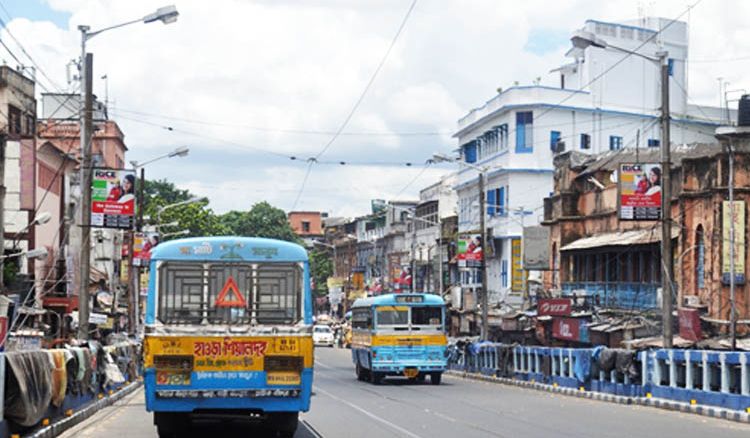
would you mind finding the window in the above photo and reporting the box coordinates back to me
[501,260,508,288]
[352,308,373,329]
[497,124,509,151]
[497,186,506,216]
[375,306,408,327]
[463,141,477,163]
[157,262,302,325]
[667,58,674,76]
[609,135,623,150]
[515,111,534,153]
[38,162,61,196]
[487,189,495,216]
[648,139,660,147]
[8,105,21,135]
[411,306,442,327]
[580,133,591,150]
[301,221,311,232]
[550,131,561,152]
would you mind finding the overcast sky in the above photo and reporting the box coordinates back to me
[1,0,748,217]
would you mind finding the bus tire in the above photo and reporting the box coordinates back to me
[154,412,187,438]
[370,371,383,385]
[430,372,442,385]
[356,363,364,381]
[269,412,298,438]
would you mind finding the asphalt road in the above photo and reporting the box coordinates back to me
[62,347,750,437]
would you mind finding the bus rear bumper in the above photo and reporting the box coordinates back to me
[370,363,447,373]
[144,368,313,413]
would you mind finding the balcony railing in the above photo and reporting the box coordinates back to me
[561,281,660,310]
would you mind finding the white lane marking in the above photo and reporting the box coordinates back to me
[315,386,425,438]
[314,360,334,370]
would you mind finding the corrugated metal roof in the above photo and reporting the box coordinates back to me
[560,227,679,251]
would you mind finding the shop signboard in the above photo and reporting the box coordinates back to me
[91,168,136,229]
[552,317,581,342]
[511,238,524,291]
[722,200,746,285]
[538,298,572,316]
[619,163,662,221]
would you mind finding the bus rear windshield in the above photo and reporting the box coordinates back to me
[411,306,442,326]
[157,262,302,325]
[376,306,409,326]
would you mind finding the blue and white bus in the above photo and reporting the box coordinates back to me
[351,293,447,384]
[143,237,313,437]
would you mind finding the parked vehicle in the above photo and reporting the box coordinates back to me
[313,325,335,347]
[350,293,447,384]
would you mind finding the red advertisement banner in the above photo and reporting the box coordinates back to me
[552,317,580,341]
[538,298,572,316]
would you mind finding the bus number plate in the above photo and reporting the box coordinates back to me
[267,372,301,386]
[275,338,299,354]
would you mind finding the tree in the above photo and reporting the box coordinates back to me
[220,202,299,242]
[309,248,333,297]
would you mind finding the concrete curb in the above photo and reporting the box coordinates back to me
[445,370,750,425]
[25,380,143,438]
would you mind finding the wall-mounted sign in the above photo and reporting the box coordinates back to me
[511,238,524,291]
[523,226,550,270]
[552,317,581,341]
[619,163,661,221]
[722,200,746,285]
[538,298,572,316]
[91,168,136,229]
[457,234,483,262]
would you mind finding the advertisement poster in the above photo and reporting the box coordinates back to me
[537,298,572,316]
[457,234,483,261]
[523,226,550,270]
[133,232,159,266]
[511,238,524,291]
[619,163,662,221]
[722,200,746,285]
[91,168,136,229]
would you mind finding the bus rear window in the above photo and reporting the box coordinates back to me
[376,306,409,326]
[157,261,302,325]
[411,306,442,326]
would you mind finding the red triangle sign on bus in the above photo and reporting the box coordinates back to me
[214,276,247,308]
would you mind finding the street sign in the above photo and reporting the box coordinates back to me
[214,276,247,308]
[538,298,572,316]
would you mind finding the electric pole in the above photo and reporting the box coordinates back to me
[0,134,6,289]
[660,52,673,349]
[77,48,93,340]
[479,172,489,340]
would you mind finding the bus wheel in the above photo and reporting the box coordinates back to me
[269,412,299,438]
[356,363,364,381]
[430,372,442,385]
[154,412,188,438]
[370,371,383,385]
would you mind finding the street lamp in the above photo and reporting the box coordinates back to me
[161,229,190,239]
[157,196,209,224]
[433,152,491,340]
[130,146,189,170]
[571,30,674,348]
[77,5,179,341]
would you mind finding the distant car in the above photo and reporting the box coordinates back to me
[313,325,334,347]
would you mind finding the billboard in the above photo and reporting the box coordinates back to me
[538,298,572,316]
[552,317,581,342]
[133,232,160,267]
[523,226,550,270]
[619,163,661,221]
[457,234,483,261]
[91,168,136,229]
[722,200,746,285]
[511,238,524,291]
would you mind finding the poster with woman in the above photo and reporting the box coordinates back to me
[619,163,662,220]
[91,169,136,229]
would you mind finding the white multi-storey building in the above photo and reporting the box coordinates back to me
[454,17,730,309]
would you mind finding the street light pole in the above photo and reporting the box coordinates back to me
[77,46,93,340]
[659,52,674,349]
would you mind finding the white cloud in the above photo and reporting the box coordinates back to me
[1,0,746,217]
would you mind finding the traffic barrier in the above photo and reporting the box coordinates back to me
[0,341,141,438]
[448,342,750,416]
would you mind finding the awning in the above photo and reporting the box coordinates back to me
[561,228,679,252]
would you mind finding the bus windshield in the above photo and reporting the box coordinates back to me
[411,306,443,328]
[375,306,409,327]
[157,261,302,325]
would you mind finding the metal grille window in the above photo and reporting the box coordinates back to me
[157,262,302,325]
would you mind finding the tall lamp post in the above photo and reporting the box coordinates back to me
[433,153,491,340]
[77,5,179,340]
[127,146,189,336]
[571,30,673,348]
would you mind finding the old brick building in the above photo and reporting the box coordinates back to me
[543,143,750,337]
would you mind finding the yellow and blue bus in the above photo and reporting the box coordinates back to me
[142,237,313,437]
[351,293,447,385]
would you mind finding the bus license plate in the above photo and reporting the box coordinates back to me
[275,338,299,354]
[403,368,419,378]
[157,371,191,386]
[267,372,301,385]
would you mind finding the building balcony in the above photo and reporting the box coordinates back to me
[561,281,659,310]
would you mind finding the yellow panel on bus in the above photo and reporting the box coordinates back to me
[144,336,314,371]
[351,333,447,348]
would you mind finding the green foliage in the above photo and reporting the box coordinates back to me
[309,248,333,297]
[141,179,299,243]
[219,202,299,243]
